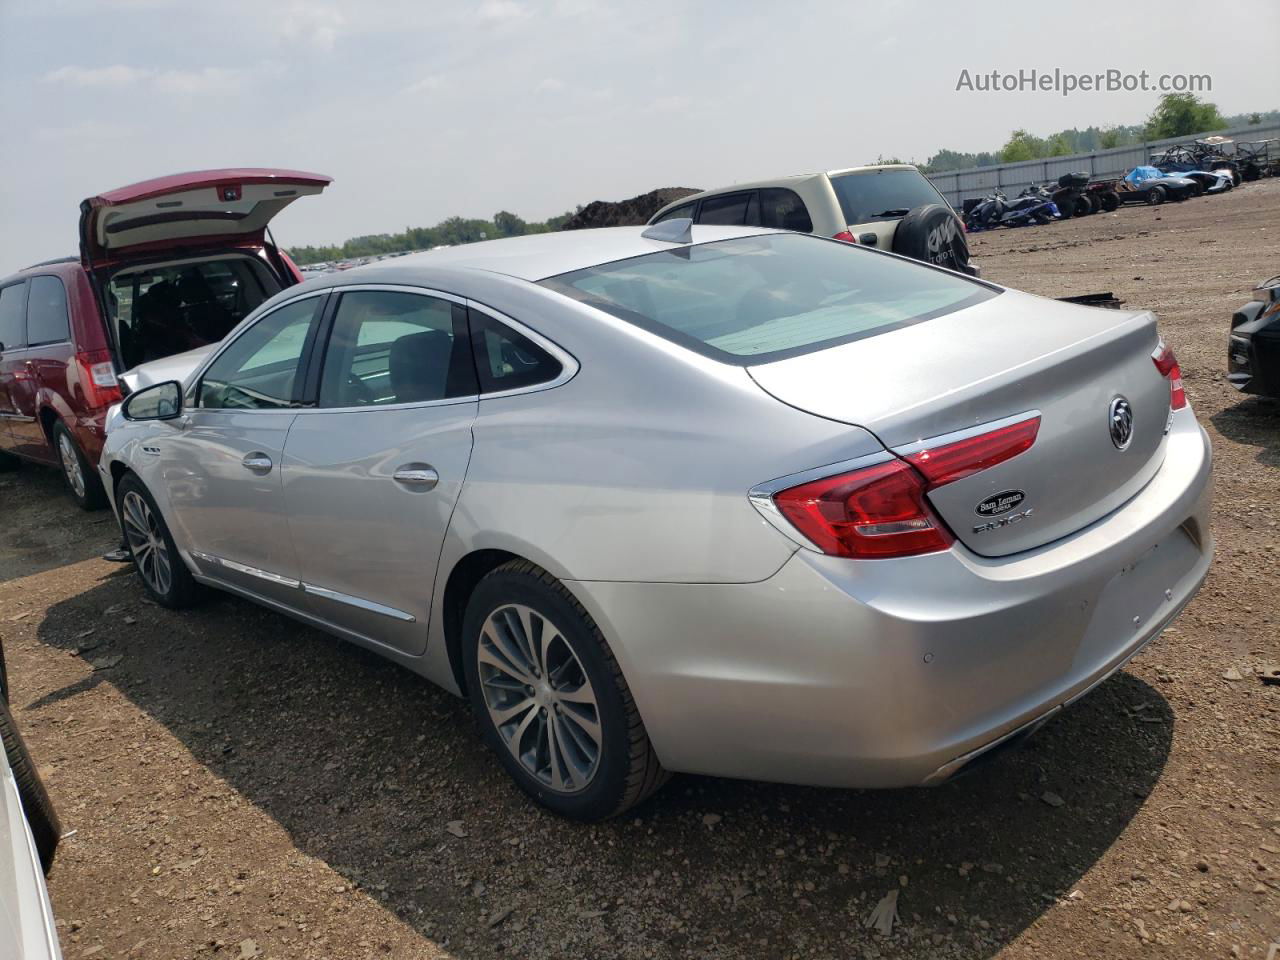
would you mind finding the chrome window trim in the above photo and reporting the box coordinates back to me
[465,298,580,400]
[891,409,1042,457]
[747,450,895,551]
[302,583,417,623]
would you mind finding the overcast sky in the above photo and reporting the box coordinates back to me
[1,0,1277,273]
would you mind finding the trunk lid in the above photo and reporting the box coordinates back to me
[747,290,1173,557]
[79,168,331,271]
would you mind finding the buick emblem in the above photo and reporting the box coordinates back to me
[1109,396,1134,450]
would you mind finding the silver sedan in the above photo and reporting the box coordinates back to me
[99,223,1212,819]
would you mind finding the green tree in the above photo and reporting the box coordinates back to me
[1248,112,1263,125]
[1145,93,1226,140]
[1046,133,1072,156]
[493,210,527,237]
[1000,129,1043,163]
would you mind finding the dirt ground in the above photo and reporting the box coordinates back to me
[1,180,1278,960]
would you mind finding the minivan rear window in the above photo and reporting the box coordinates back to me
[830,169,948,225]
[542,233,995,364]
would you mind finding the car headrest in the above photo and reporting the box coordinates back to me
[388,329,451,403]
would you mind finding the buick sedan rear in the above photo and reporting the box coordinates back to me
[99,225,1212,819]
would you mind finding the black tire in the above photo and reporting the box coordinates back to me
[115,473,201,608]
[1056,195,1076,218]
[1146,186,1166,206]
[891,204,971,273]
[1086,192,1102,214]
[0,448,19,473]
[52,421,107,511]
[462,560,669,820]
[0,699,60,873]
[1100,192,1119,212]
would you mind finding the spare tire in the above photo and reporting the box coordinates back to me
[892,204,970,273]
[0,698,60,873]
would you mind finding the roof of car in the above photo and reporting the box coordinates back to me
[345,225,778,283]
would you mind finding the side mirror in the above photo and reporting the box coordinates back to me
[122,380,183,421]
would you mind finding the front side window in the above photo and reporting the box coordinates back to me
[318,290,475,407]
[0,282,28,350]
[469,310,562,393]
[829,169,948,225]
[198,296,320,409]
[542,233,995,364]
[26,276,70,346]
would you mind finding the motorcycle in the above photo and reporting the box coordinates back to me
[964,187,1059,231]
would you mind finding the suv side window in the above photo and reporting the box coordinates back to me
[0,282,29,351]
[318,290,476,407]
[198,296,320,410]
[469,310,563,394]
[697,192,760,227]
[759,188,814,233]
[26,276,71,346]
[653,202,695,224]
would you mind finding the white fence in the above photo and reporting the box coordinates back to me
[927,124,1280,209]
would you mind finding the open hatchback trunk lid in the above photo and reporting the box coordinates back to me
[748,290,1177,558]
[79,168,331,270]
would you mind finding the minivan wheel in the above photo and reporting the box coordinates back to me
[115,474,200,608]
[53,422,106,510]
[462,560,669,820]
[0,699,60,873]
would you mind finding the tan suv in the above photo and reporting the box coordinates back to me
[648,164,975,275]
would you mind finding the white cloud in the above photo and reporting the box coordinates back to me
[43,63,261,96]
[477,0,528,21]
[273,0,345,51]
[41,64,152,87]
[536,77,565,93]
[404,74,447,95]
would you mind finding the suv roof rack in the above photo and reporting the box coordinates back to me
[24,255,77,270]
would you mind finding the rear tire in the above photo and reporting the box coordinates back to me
[53,422,106,510]
[1100,192,1119,212]
[0,699,60,874]
[115,473,200,608]
[1057,196,1077,218]
[462,560,669,820]
[0,448,19,473]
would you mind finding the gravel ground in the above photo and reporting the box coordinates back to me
[1,180,1278,960]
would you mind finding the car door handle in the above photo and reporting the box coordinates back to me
[393,466,439,490]
[241,452,273,472]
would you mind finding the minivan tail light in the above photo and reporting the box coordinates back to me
[902,415,1041,486]
[832,231,858,243]
[75,349,121,409]
[773,460,953,559]
[1151,342,1186,410]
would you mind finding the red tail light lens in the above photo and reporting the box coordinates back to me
[774,460,953,559]
[1151,342,1186,410]
[902,416,1041,486]
[832,231,858,243]
[75,349,121,409]
[770,415,1041,559]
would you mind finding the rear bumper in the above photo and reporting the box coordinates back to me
[568,409,1212,789]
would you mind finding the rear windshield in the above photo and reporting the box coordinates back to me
[542,233,994,364]
[830,169,947,225]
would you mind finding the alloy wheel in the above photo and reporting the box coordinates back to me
[58,433,85,500]
[477,603,602,794]
[121,491,172,596]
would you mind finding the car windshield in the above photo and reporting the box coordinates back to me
[830,169,947,224]
[541,233,995,364]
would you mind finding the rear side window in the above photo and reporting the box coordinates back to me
[26,276,70,346]
[697,192,760,227]
[542,233,994,364]
[318,291,475,407]
[0,282,28,350]
[198,296,320,410]
[469,310,562,393]
[829,169,947,225]
[759,188,814,232]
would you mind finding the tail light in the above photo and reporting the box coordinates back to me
[769,415,1041,560]
[1151,341,1186,410]
[75,349,121,409]
[832,231,858,243]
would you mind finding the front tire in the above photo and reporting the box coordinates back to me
[1146,186,1166,205]
[462,560,669,820]
[0,699,60,873]
[53,422,106,510]
[115,474,200,608]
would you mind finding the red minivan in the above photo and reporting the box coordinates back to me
[0,168,330,508]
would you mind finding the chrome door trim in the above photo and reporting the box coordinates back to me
[186,289,331,392]
[301,583,417,623]
[465,299,581,399]
[190,551,302,589]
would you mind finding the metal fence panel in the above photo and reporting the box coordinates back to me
[930,123,1280,208]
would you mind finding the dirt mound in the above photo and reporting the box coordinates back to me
[561,187,700,230]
